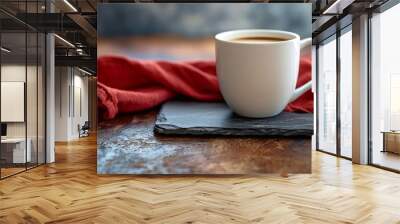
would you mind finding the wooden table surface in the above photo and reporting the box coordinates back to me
[98,110,311,174]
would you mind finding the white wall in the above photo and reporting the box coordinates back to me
[88,77,97,131]
[72,73,89,138]
[1,65,40,138]
[54,67,89,141]
[55,67,70,141]
[1,65,26,139]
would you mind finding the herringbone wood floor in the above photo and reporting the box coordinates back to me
[1,134,400,224]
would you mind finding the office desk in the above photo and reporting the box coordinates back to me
[382,131,400,154]
[1,138,31,163]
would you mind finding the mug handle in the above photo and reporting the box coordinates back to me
[289,38,312,103]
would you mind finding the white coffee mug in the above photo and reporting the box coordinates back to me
[215,29,312,118]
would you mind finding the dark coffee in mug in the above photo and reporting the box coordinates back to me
[230,36,289,43]
[215,29,312,118]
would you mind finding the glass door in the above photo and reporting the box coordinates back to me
[317,35,337,154]
[370,3,400,171]
[339,27,352,158]
[316,24,353,159]
[1,30,28,178]
[0,1,46,179]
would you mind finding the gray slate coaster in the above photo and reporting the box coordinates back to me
[154,101,313,137]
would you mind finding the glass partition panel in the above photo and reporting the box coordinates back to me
[38,32,45,165]
[26,0,39,169]
[0,1,46,179]
[27,30,38,169]
[1,31,27,177]
[317,36,337,154]
[339,29,352,158]
[371,3,400,171]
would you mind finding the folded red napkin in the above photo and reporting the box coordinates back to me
[98,55,313,120]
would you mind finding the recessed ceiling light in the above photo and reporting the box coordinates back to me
[63,0,78,12]
[78,67,93,76]
[322,0,354,15]
[1,47,11,53]
[54,34,75,48]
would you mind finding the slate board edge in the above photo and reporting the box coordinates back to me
[154,124,313,137]
[154,105,313,137]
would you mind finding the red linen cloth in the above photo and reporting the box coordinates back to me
[98,55,313,120]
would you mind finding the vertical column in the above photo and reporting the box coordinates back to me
[46,1,55,163]
[352,14,369,164]
[88,77,97,132]
[54,67,73,141]
[312,45,317,150]
[336,30,341,157]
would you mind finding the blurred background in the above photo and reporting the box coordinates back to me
[98,3,311,60]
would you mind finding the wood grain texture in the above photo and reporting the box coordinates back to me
[98,111,311,174]
[1,134,400,223]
